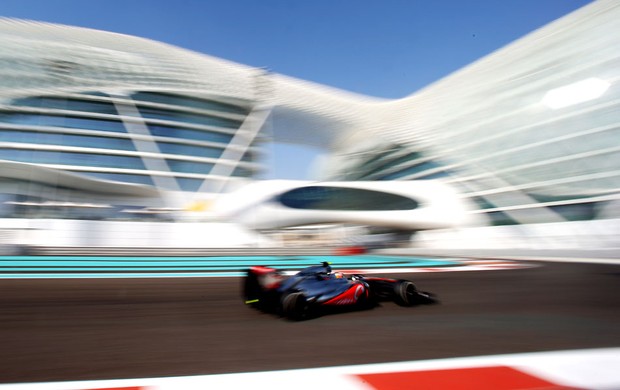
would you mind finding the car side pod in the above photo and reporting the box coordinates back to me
[323,282,368,306]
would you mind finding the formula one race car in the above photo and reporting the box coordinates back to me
[243,262,437,320]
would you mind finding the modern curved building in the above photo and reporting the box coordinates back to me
[0,0,618,248]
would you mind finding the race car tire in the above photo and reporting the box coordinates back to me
[281,292,310,321]
[393,280,418,306]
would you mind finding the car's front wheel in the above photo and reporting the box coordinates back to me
[393,280,419,306]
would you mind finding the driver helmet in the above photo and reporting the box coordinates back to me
[333,272,344,279]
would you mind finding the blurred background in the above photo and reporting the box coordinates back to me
[0,0,617,254]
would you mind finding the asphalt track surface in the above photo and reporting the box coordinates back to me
[0,260,619,384]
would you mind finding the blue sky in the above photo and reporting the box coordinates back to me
[1,0,594,179]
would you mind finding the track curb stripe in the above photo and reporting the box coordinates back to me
[0,348,617,390]
[356,366,574,390]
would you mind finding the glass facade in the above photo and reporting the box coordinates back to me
[132,92,250,116]
[1,90,257,193]
[278,186,418,211]
[325,2,619,226]
[13,96,120,115]
[0,130,136,151]
[331,143,451,182]
[0,113,128,133]
[0,19,263,197]
[136,106,242,129]
[147,123,234,144]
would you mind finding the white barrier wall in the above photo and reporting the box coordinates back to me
[414,219,620,250]
[0,219,274,249]
[1,218,618,252]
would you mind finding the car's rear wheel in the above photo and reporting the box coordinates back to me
[281,292,310,320]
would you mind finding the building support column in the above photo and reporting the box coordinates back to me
[197,104,272,195]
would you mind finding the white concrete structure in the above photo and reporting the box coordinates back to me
[0,0,618,248]
[213,180,477,230]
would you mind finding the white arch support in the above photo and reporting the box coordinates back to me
[197,105,272,194]
[112,96,181,192]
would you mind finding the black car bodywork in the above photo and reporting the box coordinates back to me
[243,262,437,320]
